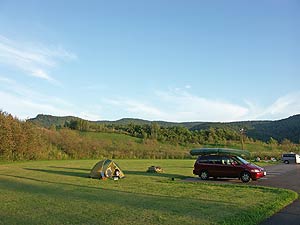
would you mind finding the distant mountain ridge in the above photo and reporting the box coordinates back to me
[28,114,300,143]
[28,114,204,129]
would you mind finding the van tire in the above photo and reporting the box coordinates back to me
[199,170,209,180]
[284,160,289,164]
[241,171,251,183]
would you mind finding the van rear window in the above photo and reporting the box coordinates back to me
[197,156,209,163]
[283,154,295,157]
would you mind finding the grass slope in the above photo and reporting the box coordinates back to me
[79,131,191,159]
[0,160,297,225]
[80,131,289,159]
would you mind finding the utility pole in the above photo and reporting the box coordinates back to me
[240,128,245,150]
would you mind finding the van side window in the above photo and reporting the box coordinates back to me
[221,156,230,165]
[283,154,295,158]
[214,157,222,164]
[205,155,222,164]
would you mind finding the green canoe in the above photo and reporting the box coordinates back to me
[190,148,251,157]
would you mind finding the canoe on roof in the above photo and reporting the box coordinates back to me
[190,148,251,157]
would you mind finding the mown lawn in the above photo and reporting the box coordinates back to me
[0,160,297,225]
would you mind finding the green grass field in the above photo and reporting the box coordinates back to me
[0,160,297,225]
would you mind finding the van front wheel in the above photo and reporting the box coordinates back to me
[241,171,251,183]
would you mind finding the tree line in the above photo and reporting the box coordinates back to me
[0,111,47,160]
[64,118,244,145]
[30,114,300,143]
[1,111,300,161]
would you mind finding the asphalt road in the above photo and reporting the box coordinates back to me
[256,164,300,225]
[184,163,300,225]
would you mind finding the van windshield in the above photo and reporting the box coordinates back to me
[235,156,250,165]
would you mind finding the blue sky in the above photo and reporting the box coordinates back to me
[0,0,299,122]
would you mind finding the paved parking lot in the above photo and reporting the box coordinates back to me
[257,164,300,225]
[185,163,300,225]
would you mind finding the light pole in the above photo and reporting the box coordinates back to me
[240,128,245,150]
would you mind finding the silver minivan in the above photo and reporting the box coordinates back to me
[282,153,300,164]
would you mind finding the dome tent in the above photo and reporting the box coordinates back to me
[89,159,125,179]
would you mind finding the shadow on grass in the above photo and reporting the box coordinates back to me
[24,168,89,178]
[123,170,189,179]
[0,173,100,190]
[0,173,239,206]
[0,174,239,225]
[49,166,91,172]
[24,167,189,180]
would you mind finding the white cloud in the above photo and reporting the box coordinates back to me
[102,98,164,120]
[0,76,14,83]
[0,35,76,83]
[31,69,52,81]
[155,89,249,122]
[266,93,300,116]
[1,75,298,122]
[124,100,164,117]
[0,90,72,119]
[0,76,102,120]
[102,89,249,122]
[0,77,71,118]
[246,92,300,120]
[78,111,103,121]
[102,89,300,122]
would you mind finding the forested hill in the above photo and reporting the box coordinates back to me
[28,114,204,129]
[28,114,300,143]
[246,115,300,143]
[28,114,80,128]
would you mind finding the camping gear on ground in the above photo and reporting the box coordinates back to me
[112,169,121,180]
[190,148,251,157]
[89,159,125,179]
[147,166,163,173]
